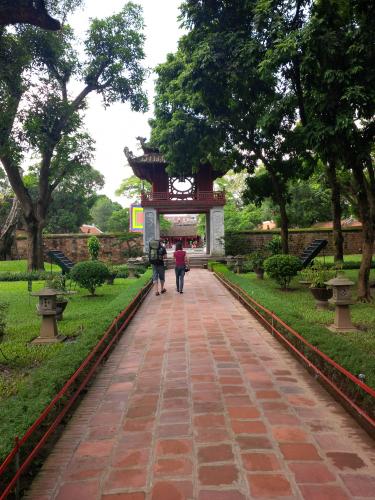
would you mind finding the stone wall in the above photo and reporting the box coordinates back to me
[13,228,366,263]
[15,233,143,264]
[226,228,364,256]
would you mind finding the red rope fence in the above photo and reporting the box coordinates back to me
[0,279,152,499]
[214,272,375,437]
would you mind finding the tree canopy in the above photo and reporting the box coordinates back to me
[150,0,375,299]
[0,2,148,269]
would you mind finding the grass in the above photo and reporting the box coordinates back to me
[0,271,151,461]
[213,265,375,390]
[315,254,363,263]
[0,260,60,273]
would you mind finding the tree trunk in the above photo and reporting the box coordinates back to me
[0,197,20,259]
[325,159,344,261]
[278,199,289,254]
[351,161,374,301]
[26,220,45,271]
[267,166,289,254]
[357,222,374,302]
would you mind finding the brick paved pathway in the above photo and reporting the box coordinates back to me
[26,269,375,499]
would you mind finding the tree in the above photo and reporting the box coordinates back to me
[151,3,307,254]
[285,177,343,228]
[107,208,130,232]
[215,170,265,232]
[0,3,147,269]
[44,162,104,233]
[253,0,375,299]
[299,0,375,299]
[116,174,150,200]
[90,196,123,232]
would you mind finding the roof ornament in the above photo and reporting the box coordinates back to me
[123,147,134,161]
[136,136,147,148]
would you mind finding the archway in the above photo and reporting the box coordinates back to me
[124,141,225,256]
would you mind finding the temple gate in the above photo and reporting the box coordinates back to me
[124,141,226,256]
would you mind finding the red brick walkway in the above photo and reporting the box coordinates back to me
[26,269,375,499]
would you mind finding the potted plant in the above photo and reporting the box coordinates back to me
[247,251,267,279]
[45,275,69,320]
[308,264,335,309]
[299,267,314,286]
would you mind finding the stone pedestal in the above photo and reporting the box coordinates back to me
[32,316,61,344]
[209,207,225,256]
[143,208,160,253]
[328,305,359,333]
[325,276,359,333]
[31,287,65,344]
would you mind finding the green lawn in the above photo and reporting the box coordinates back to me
[0,272,151,460]
[213,265,375,390]
[0,260,60,273]
[316,254,362,263]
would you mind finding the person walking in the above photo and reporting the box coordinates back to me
[173,240,189,294]
[148,239,167,296]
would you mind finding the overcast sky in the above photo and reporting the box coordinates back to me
[68,0,185,206]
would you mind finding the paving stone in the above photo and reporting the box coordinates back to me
[298,484,350,500]
[102,493,145,500]
[103,468,147,492]
[288,462,335,483]
[199,464,239,486]
[154,457,193,476]
[198,444,234,463]
[247,474,292,497]
[340,474,375,497]
[55,481,100,500]
[198,491,246,500]
[151,481,193,500]
[280,443,321,461]
[242,452,281,471]
[156,438,193,456]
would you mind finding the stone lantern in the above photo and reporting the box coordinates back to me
[234,255,245,274]
[31,288,64,344]
[325,276,359,333]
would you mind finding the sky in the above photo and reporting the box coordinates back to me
[68,0,185,206]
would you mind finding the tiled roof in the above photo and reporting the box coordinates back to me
[160,223,198,237]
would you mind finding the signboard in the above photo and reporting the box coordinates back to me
[129,204,144,232]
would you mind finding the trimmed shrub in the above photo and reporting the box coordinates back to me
[266,236,282,255]
[0,271,59,282]
[264,254,302,289]
[87,236,100,260]
[70,260,109,295]
[207,261,220,271]
[110,264,129,279]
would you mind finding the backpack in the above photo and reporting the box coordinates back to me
[149,239,162,264]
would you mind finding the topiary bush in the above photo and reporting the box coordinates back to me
[266,236,282,255]
[264,254,302,289]
[70,260,109,295]
[110,264,129,279]
[87,236,100,260]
